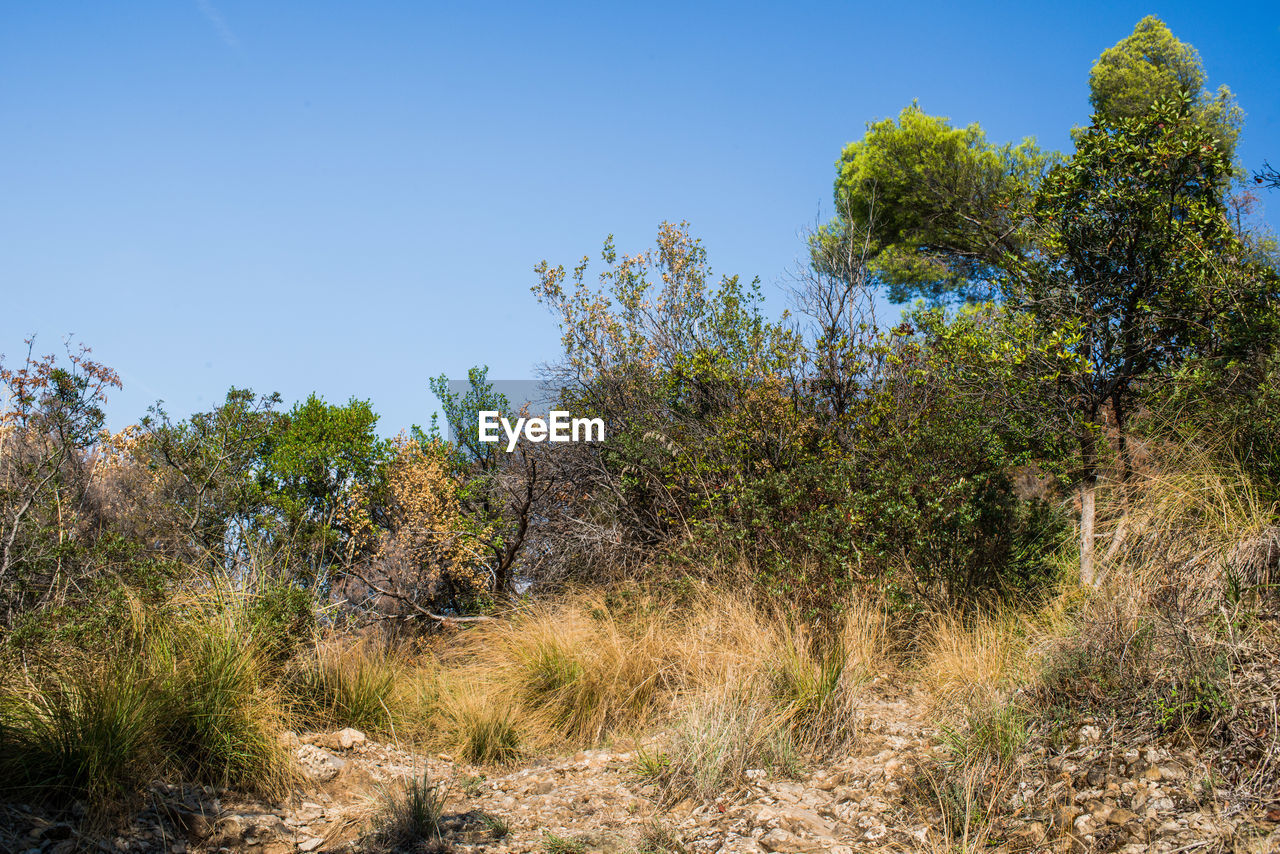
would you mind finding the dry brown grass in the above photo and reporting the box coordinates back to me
[917,609,1033,722]
[372,584,896,792]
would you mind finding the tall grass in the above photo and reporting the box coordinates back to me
[464,593,673,743]
[286,638,400,734]
[0,659,156,806]
[147,605,292,795]
[0,588,294,810]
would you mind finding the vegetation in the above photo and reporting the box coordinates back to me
[0,14,1277,852]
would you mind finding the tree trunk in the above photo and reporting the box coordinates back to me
[1079,429,1099,587]
[1111,390,1132,484]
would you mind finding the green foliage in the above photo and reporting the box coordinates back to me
[823,104,1055,303]
[1025,97,1277,486]
[427,366,510,468]
[263,394,388,581]
[0,593,292,811]
[446,698,523,765]
[1151,673,1230,733]
[631,747,671,781]
[144,388,281,558]
[1089,15,1241,164]
[1147,351,1280,493]
[148,609,288,792]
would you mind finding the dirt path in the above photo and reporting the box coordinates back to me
[7,682,1278,854]
[191,683,939,854]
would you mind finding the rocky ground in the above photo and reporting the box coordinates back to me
[3,684,1277,854]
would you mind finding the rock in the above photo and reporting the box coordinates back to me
[1008,822,1047,845]
[777,806,836,838]
[758,828,821,853]
[526,777,554,795]
[1088,801,1113,823]
[1055,805,1082,828]
[297,837,324,852]
[294,802,324,823]
[335,727,366,750]
[1107,806,1140,825]
[296,744,346,782]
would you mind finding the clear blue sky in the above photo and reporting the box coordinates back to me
[3,1,1277,434]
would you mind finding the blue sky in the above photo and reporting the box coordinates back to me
[3,1,1277,434]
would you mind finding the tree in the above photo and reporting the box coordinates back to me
[428,367,550,594]
[340,434,497,622]
[1027,98,1276,583]
[821,105,1054,303]
[819,18,1272,586]
[0,338,121,620]
[262,395,387,584]
[1255,162,1280,190]
[533,222,806,564]
[1089,16,1241,165]
[143,389,281,563]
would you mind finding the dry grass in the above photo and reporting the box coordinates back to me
[460,593,674,743]
[909,758,1012,854]
[367,771,448,852]
[287,638,401,734]
[917,609,1033,721]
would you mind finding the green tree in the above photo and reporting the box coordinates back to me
[144,389,281,561]
[1028,98,1276,582]
[821,104,1054,304]
[1089,15,1241,164]
[426,366,510,470]
[262,395,387,584]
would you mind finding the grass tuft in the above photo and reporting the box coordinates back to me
[371,771,448,850]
